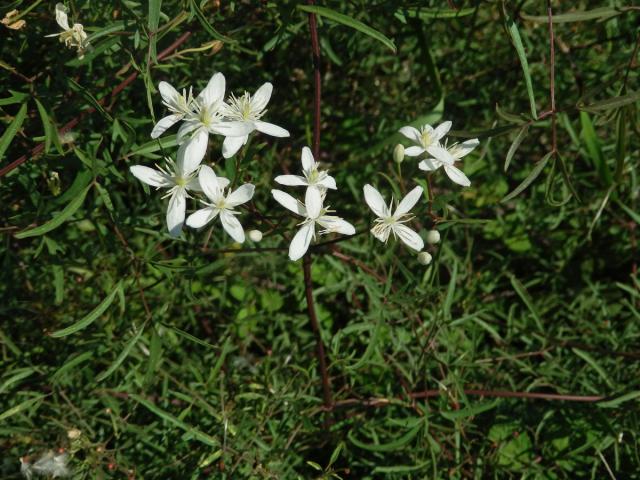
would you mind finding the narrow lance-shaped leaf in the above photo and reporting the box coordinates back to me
[501,152,552,203]
[15,184,93,239]
[34,98,53,154]
[50,281,122,338]
[0,102,28,161]
[504,124,529,172]
[504,12,537,118]
[521,7,632,23]
[298,5,396,53]
[96,326,145,381]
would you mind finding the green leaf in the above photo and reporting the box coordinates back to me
[441,399,500,420]
[572,348,615,388]
[617,201,640,224]
[67,78,113,122]
[131,394,219,447]
[597,391,640,408]
[50,281,122,338]
[521,7,632,23]
[0,102,28,161]
[15,184,92,239]
[504,12,537,118]
[0,90,29,106]
[509,275,543,332]
[580,111,611,185]
[0,395,45,422]
[298,5,396,53]
[502,152,552,203]
[149,0,162,62]
[504,125,529,172]
[578,91,640,113]
[96,326,145,381]
[348,423,422,452]
[34,98,53,154]
[189,0,235,43]
[400,7,476,20]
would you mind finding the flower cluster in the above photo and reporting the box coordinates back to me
[131,72,289,238]
[20,451,69,479]
[272,147,355,260]
[46,3,89,59]
[130,72,479,261]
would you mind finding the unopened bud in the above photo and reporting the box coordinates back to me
[393,144,405,164]
[417,252,432,266]
[67,428,82,440]
[426,230,440,244]
[248,230,263,242]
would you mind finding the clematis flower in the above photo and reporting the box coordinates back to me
[150,82,195,139]
[419,139,479,187]
[363,184,424,252]
[399,121,452,158]
[186,166,254,243]
[274,146,336,194]
[271,187,355,261]
[45,3,90,58]
[176,72,254,169]
[220,82,290,158]
[129,144,206,237]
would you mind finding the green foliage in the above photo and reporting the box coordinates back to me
[1,0,639,479]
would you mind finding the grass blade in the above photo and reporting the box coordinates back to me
[504,12,537,118]
[96,326,145,381]
[298,5,396,53]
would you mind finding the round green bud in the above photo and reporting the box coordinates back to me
[248,230,263,242]
[426,230,441,244]
[417,252,432,266]
[393,144,405,164]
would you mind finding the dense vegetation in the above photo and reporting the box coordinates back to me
[1,1,639,478]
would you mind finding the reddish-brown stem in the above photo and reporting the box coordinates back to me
[1,32,192,178]
[304,0,333,428]
[547,1,557,154]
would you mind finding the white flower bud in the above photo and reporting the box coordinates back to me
[426,230,440,244]
[393,144,405,164]
[248,230,263,242]
[417,252,432,266]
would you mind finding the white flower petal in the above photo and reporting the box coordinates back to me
[318,175,337,190]
[226,183,255,207]
[371,224,391,243]
[275,175,308,187]
[251,82,273,112]
[301,147,315,172]
[426,145,454,165]
[395,186,423,217]
[317,216,355,235]
[198,165,223,202]
[450,138,480,159]
[151,114,181,139]
[418,158,442,171]
[444,164,471,187]
[186,207,217,229]
[305,186,323,219]
[198,72,225,107]
[158,81,180,106]
[167,190,186,237]
[393,224,424,251]
[54,3,70,30]
[182,129,208,174]
[130,165,171,188]
[220,210,245,243]
[433,121,452,141]
[222,134,248,158]
[363,184,389,218]
[398,126,421,144]
[177,121,199,143]
[210,120,254,137]
[289,222,314,261]
[404,146,426,157]
[254,121,290,137]
[271,189,306,216]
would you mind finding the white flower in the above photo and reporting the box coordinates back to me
[363,184,424,252]
[399,121,452,157]
[274,147,336,194]
[129,143,204,237]
[150,82,195,139]
[271,187,355,261]
[220,82,290,158]
[22,451,70,478]
[186,166,255,243]
[45,3,89,59]
[419,138,479,187]
[176,72,254,168]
